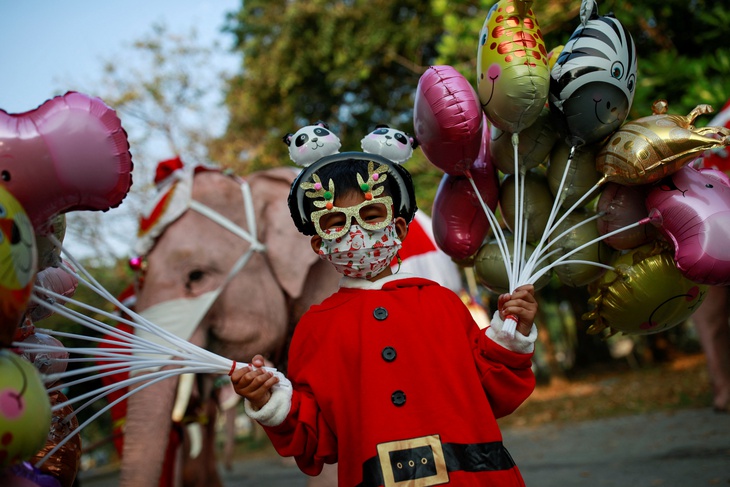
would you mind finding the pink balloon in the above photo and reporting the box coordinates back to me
[26,266,79,322]
[597,183,658,250]
[431,125,499,260]
[0,92,133,231]
[646,164,730,285]
[19,332,69,383]
[413,65,483,175]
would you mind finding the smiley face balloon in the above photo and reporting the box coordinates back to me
[584,242,707,336]
[476,0,549,134]
[0,350,52,468]
[549,0,637,147]
[0,186,37,347]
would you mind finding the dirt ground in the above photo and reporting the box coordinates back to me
[497,352,713,429]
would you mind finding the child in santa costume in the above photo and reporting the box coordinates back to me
[231,146,539,486]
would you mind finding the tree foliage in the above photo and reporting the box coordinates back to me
[214,0,443,172]
[217,0,728,212]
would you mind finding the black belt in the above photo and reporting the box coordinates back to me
[357,435,515,487]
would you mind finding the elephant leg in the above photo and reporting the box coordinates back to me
[120,374,179,487]
[181,397,223,487]
[203,398,222,486]
[222,406,236,471]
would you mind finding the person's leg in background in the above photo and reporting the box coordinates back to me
[693,285,730,412]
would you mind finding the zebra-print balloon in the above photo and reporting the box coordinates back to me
[549,2,637,147]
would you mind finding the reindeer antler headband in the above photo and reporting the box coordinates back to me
[287,152,417,236]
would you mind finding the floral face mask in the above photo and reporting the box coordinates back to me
[317,222,401,279]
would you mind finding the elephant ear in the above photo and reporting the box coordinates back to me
[248,167,322,299]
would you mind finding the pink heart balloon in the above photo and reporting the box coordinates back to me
[413,65,483,175]
[0,92,133,231]
[646,164,730,285]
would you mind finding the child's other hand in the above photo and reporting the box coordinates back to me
[230,354,280,410]
[498,285,537,336]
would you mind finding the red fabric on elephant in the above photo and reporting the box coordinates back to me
[263,275,534,487]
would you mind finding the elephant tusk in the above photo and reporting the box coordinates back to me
[172,373,195,423]
[187,422,203,459]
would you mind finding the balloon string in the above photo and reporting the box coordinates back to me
[466,176,512,287]
[511,133,521,292]
[528,212,604,271]
[527,217,649,284]
[520,145,576,282]
[523,152,607,282]
[12,240,282,469]
[48,239,233,367]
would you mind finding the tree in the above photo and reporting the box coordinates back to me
[434,0,729,121]
[214,0,442,168]
[64,23,235,263]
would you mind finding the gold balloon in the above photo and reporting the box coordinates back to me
[490,107,559,174]
[32,390,81,487]
[547,139,602,209]
[499,170,554,244]
[584,242,708,336]
[595,103,730,185]
[474,235,552,294]
[548,209,615,287]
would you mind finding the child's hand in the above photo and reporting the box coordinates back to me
[498,285,538,337]
[230,354,280,410]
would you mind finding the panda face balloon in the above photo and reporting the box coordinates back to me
[361,125,417,164]
[549,4,637,146]
[284,121,341,167]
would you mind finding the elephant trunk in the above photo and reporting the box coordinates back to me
[120,373,179,487]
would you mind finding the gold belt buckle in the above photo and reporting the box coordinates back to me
[376,434,449,487]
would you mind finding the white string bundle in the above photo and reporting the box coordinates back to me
[466,135,649,336]
[13,235,286,467]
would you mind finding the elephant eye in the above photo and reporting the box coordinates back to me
[188,270,205,282]
[185,269,206,291]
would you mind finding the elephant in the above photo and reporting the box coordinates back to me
[119,164,341,487]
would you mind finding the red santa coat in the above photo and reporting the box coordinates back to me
[260,275,535,487]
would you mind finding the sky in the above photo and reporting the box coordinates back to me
[0,0,239,113]
[0,0,240,260]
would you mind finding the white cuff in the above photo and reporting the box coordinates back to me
[243,371,293,427]
[486,312,537,354]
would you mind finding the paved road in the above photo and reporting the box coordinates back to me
[78,407,730,487]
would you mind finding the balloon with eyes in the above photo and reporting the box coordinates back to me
[283,121,342,167]
[0,186,37,347]
[0,349,51,469]
[361,125,419,163]
[549,0,637,146]
[596,102,730,186]
[646,164,730,286]
[0,92,132,233]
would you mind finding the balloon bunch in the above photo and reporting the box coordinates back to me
[414,0,730,337]
[0,92,133,486]
[13,237,281,473]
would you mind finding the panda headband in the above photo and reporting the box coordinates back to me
[287,151,417,236]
